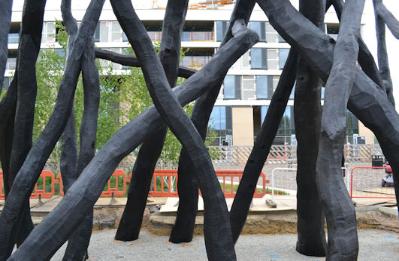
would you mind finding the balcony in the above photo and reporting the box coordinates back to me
[181,56,211,69]
[182,31,214,41]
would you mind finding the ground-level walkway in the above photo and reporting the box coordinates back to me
[52,229,398,261]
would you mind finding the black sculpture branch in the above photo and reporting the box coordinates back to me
[374,0,399,39]
[94,48,196,79]
[0,0,398,260]
[317,0,364,259]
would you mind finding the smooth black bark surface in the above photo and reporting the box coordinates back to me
[115,0,189,242]
[10,25,257,260]
[0,1,105,259]
[316,1,364,260]
[170,0,256,244]
[294,0,326,257]
[230,49,297,243]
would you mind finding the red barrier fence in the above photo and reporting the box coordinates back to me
[31,170,56,199]
[0,169,268,200]
[350,166,396,199]
[101,169,127,197]
[0,170,4,200]
[147,169,268,198]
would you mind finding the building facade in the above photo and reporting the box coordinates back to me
[6,0,398,146]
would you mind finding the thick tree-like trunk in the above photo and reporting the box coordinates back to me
[0,1,105,259]
[111,1,238,259]
[0,0,13,92]
[10,24,258,260]
[317,1,364,260]
[331,0,383,88]
[256,0,399,244]
[0,0,46,257]
[59,1,100,259]
[115,0,189,242]
[170,0,256,244]
[230,50,297,242]
[294,0,326,257]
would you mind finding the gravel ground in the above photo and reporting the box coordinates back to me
[52,229,398,260]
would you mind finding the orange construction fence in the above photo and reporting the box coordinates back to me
[0,170,4,200]
[0,169,268,200]
[147,169,268,198]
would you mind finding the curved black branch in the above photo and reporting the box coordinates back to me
[256,0,399,253]
[0,1,105,260]
[0,0,13,92]
[60,0,100,259]
[331,0,384,90]
[170,0,256,244]
[1,0,47,257]
[10,25,258,260]
[373,0,395,106]
[94,48,195,79]
[115,0,189,242]
[61,0,78,36]
[230,49,297,242]
[374,0,399,39]
[316,0,364,259]
[110,0,239,259]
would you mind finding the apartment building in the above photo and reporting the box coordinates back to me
[6,0,395,146]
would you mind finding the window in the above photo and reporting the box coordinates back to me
[275,106,295,144]
[256,75,269,99]
[94,24,100,42]
[100,21,110,42]
[272,75,280,93]
[215,21,229,42]
[346,111,359,137]
[223,75,241,99]
[208,106,232,146]
[267,49,279,70]
[327,23,339,40]
[42,22,56,43]
[250,48,267,69]
[279,49,289,69]
[8,33,19,44]
[147,31,162,41]
[266,22,279,43]
[111,21,122,42]
[248,21,266,42]
[260,106,269,124]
